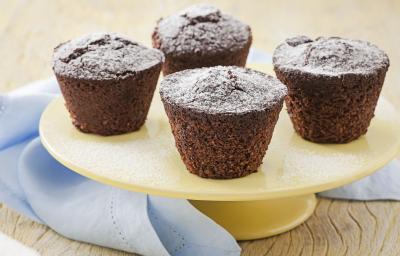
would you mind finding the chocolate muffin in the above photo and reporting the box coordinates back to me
[52,33,164,136]
[152,4,252,75]
[273,36,390,143]
[160,66,287,179]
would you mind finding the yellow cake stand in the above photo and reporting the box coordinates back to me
[39,67,400,241]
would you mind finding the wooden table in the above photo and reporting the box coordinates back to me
[1,0,399,255]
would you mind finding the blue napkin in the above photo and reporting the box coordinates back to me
[0,78,240,256]
[318,160,400,200]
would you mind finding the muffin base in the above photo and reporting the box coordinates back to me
[161,47,250,76]
[275,68,387,143]
[56,64,162,136]
[162,101,283,179]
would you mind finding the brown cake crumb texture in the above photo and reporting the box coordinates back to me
[152,4,252,75]
[53,33,164,135]
[160,66,287,179]
[273,36,389,143]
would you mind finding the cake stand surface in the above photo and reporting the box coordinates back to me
[39,76,400,241]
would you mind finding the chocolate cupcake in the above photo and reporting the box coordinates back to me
[273,36,390,143]
[160,66,287,179]
[53,33,164,136]
[152,4,252,75]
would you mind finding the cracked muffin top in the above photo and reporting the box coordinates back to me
[152,4,252,57]
[160,66,287,114]
[53,33,164,80]
[273,36,389,77]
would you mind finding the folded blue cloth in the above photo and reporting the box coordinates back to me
[319,160,400,200]
[0,78,240,256]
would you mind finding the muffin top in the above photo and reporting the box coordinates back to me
[53,33,164,80]
[273,36,389,76]
[160,66,287,114]
[153,4,251,56]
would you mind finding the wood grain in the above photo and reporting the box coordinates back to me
[1,0,400,255]
[2,199,400,255]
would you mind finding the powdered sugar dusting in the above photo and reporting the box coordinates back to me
[273,36,389,76]
[53,32,164,80]
[160,66,287,114]
[154,4,251,56]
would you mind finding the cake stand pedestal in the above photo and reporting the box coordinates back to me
[39,74,400,241]
[190,194,316,240]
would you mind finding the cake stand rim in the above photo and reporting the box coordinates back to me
[39,96,400,201]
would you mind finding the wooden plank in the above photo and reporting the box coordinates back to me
[2,199,400,255]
